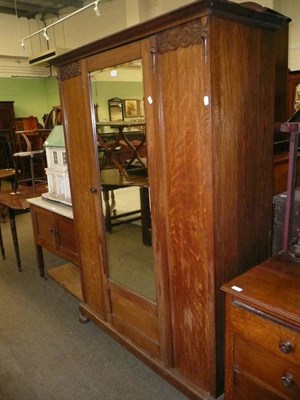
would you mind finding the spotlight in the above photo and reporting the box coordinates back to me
[43,28,49,41]
[94,1,101,17]
[21,40,25,48]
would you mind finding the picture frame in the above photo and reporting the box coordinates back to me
[108,97,124,121]
[124,99,138,118]
[138,99,145,117]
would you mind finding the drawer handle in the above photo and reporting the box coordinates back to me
[279,341,293,354]
[281,373,294,387]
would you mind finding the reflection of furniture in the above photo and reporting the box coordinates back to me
[222,252,300,399]
[28,197,79,278]
[0,184,47,271]
[101,169,151,245]
[53,2,289,398]
[97,121,146,175]
[108,97,124,121]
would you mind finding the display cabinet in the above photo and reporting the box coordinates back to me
[50,1,289,399]
[0,101,15,168]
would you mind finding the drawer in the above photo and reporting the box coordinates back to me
[235,335,300,399]
[230,300,300,364]
[233,370,284,400]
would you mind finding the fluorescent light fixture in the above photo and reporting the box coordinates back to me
[43,28,49,41]
[94,1,101,17]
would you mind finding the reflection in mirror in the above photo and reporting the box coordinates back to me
[90,60,156,302]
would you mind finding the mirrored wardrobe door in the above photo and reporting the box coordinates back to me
[90,60,156,302]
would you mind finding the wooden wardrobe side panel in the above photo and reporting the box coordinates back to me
[58,63,108,319]
[210,17,274,287]
[156,25,216,392]
[209,17,276,395]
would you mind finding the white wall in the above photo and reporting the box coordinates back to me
[0,0,299,77]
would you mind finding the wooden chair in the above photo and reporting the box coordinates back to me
[13,130,50,196]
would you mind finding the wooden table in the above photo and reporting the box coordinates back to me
[100,169,151,246]
[0,184,47,271]
[0,168,16,191]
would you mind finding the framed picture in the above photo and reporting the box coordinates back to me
[108,97,124,121]
[138,99,145,117]
[124,99,138,118]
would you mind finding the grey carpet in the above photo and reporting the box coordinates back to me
[0,211,188,400]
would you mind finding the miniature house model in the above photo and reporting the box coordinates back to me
[42,125,71,205]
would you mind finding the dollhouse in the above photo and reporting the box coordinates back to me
[42,125,71,205]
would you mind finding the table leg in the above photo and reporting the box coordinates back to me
[140,186,152,246]
[102,187,112,233]
[8,209,22,271]
[0,222,5,260]
[35,243,45,277]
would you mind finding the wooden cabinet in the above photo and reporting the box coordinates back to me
[222,253,300,399]
[14,116,39,132]
[51,2,289,399]
[0,101,15,168]
[29,199,79,277]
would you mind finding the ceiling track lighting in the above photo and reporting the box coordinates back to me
[43,28,49,41]
[18,0,102,47]
[94,1,101,17]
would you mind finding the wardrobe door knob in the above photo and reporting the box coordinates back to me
[279,341,293,354]
[281,373,294,387]
[90,187,97,194]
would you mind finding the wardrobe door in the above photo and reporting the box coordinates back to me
[154,18,216,392]
[58,61,108,319]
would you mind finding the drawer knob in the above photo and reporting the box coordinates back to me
[281,373,294,387]
[279,341,293,354]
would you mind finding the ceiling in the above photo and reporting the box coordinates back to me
[0,0,84,19]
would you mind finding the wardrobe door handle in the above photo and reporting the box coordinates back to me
[90,187,98,194]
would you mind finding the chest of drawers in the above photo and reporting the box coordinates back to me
[222,252,300,399]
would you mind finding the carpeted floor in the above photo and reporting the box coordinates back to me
[0,209,188,400]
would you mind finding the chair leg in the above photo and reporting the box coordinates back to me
[0,223,6,260]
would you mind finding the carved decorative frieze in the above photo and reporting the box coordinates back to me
[58,61,81,81]
[157,20,209,55]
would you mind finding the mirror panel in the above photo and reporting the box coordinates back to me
[90,61,156,302]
